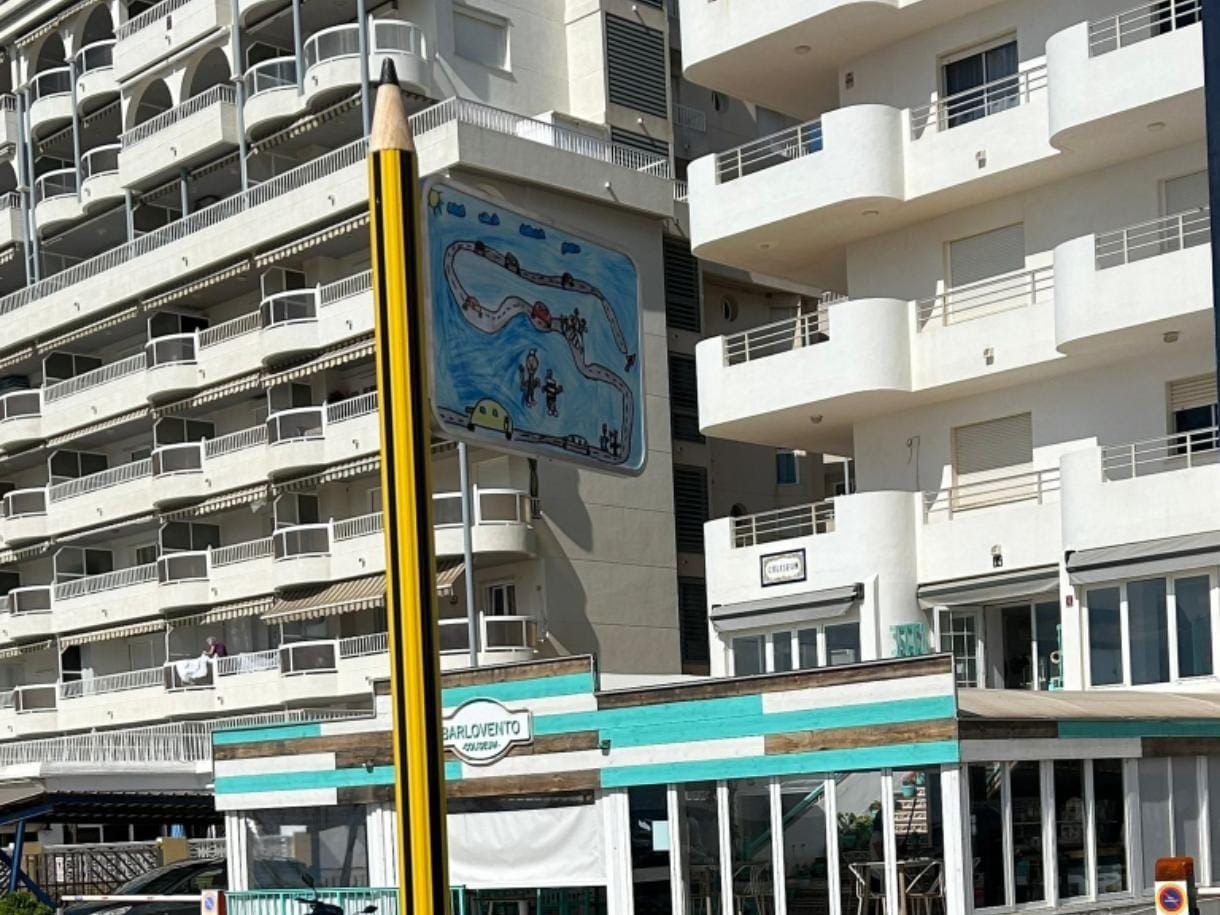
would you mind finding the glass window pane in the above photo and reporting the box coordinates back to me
[733,636,764,676]
[1209,758,1220,885]
[1093,760,1127,894]
[678,783,720,915]
[629,785,671,915]
[1011,761,1044,903]
[1128,578,1169,684]
[1140,758,1171,888]
[1087,587,1123,685]
[1054,760,1087,899]
[1001,605,1033,689]
[940,611,978,687]
[837,772,885,915]
[797,630,819,669]
[728,779,774,915]
[825,623,860,666]
[780,777,831,915]
[967,763,1004,908]
[1172,757,1201,866]
[1035,602,1061,690]
[1175,576,1213,678]
[244,804,367,886]
[773,631,793,673]
[893,768,943,912]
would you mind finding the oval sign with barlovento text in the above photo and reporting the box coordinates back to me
[443,697,534,765]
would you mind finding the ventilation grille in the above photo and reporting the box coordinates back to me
[663,236,701,333]
[605,15,668,118]
[673,464,708,554]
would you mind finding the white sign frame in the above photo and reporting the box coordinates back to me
[760,549,807,587]
[443,697,534,766]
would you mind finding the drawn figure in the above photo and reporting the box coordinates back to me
[600,424,609,452]
[427,187,443,215]
[518,349,541,407]
[607,429,620,457]
[543,369,564,417]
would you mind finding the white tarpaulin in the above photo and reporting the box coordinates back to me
[447,802,605,889]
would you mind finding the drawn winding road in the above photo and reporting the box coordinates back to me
[438,239,637,465]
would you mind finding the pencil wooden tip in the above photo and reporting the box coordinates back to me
[370,61,414,153]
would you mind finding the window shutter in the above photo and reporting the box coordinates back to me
[672,464,708,554]
[609,127,670,158]
[678,577,709,667]
[1164,171,1209,216]
[605,15,668,118]
[948,223,1025,287]
[1169,374,1218,413]
[953,412,1033,481]
[663,236,701,332]
[668,353,701,442]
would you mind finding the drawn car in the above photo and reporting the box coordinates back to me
[467,399,513,439]
[562,434,590,455]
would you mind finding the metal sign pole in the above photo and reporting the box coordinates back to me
[459,441,479,668]
[1203,0,1220,380]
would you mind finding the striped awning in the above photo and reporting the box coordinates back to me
[168,595,274,629]
[436,559,465,598]
[253,94,363,152]
[143,259,253,311]
[157,372,262,415]
[57,512,158,543]
[38,306,140,353]
[265,335,374,385]
[254,213,370,267]
[60,618,166,648]
[0,245,18,268]
[45,406,150,448]
[160,483,268,520]
[274,456,379,493]
[0,638,54,660]
[263,574,386,623]
[15,0,96,47]
[0,542,52,565]
[0,346,36,373]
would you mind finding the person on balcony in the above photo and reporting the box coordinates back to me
[205,636,228,658]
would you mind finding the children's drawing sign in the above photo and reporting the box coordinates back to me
[423,181,646,474]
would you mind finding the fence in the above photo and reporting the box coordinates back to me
[227,888,402,915]
[199,311,261,348]
[1089,0,1201,55]
[54,562,157,601]
[731,501,836,547]
[321,270,373,305]
[723,307,830,365]
[49,457,152,502]
[121,85,236,148]
[44,352,146,402]
[211,537,273,567]
[716,120,822,183]
[1101,426,1220,480]
[334,512,383,541]
[60,666,162,699]
[910,65,1047,138]
[205,424,267,458]
[25,842,160,901]
[916,266,1054,326]
[339,631,388,659]
[1094,208,1210,269]
[923,467,1061,519]
[326,391,378,424]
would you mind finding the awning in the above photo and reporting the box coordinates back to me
[160,483,268,520]
[60,618,166,648]
[142,259,253,311]
[274,456,379,493]
[1067,532,1220,585]
[168,595,274,629]
[917,564,1060,608]
[16,0,95,47]
[45,406,150,448]
[709,583,861,633]
[157,372,262,415]
[254,213,370,267]
[0,542,52,565]
[264,335,375,384]
[0,346,35,373]
[0,639,54,660]
[437,558,465,598]
[264,574,386,623]
[38,306,140,354]
[57,512,158,543]
[253,94,363,152]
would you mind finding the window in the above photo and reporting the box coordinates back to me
[775,450,800,486]
[1011,761,1045,903]
[275,493,319,527]
[732,621,861,674]
[941,38,1019,129]
[368,487,382,514]
[1127,578,1169,684]
[672,464,708,554]
[1153,0,1201,33]
[825,622,860,665]
[155,418,213,445]
[485,582,516,616]
[42,351,102,383]
[1094,759,1127,894]
[1168,374,1217,453]
[54,547,113,580]
[605,15,667,118]
[1086,586,1123,686]
[268,383,313,412]
[668,354,702,442]
[731,634,764,676]
[952,412,1034,489]
[1163,170,1208,216]
[1176,575,1212,677]
[678,577,709,669]
[940,610,980,686]
[160,521,221,552]
[49,450,108,482]
[662,237,701,333]
[135,544,158,566]
[148,311,207,337]
[1054,761,1087,899]
[453,7,509,69]
[947,223,1026,289]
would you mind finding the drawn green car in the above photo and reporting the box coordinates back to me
[466,398,513,439]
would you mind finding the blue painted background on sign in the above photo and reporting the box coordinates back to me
[425,182,645,473]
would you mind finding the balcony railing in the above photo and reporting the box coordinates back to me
[1,487,48,518]
[7,585,52,614]
[731,501,836,548]
[152,442,204,476]
[199,311,261,348]
[327,391,378,423]
[911,64,1048,138]
[55,563,157,600]
[279,639,338,675]
[303,19,426,72]
[120,84,236,148]
[49,458,152,502]
[723,306,832,365]
[205,424,267,458]
[244,57,297,97]
[1094,208,1210,269]
[0,191,21,212]
[339,631,388,659]
[211,537,273,567]
[674,180,688,202]
[320,270,373,305]
[116,0,199,41]
[30,67,71,102]
[34,168,77,204]
[60,666,162,699]
[44,352,146,402]
[81,144,122,180]
[157,551,208,583]
[267,406,323,443]
[916,266,1054,326]
[716,120,822,183]
[75,39,116,74]
[217,649,278,677]
[334,511,383,541]
[260,288,318,327]
[1089,0,1201,55]
[1101,426,1220,480]
[274,523,331,559]
[11,684,57,713]
[0,389,40,421]
[923,467,1061,519]
[146,332,198,368]
[439,614,538,656]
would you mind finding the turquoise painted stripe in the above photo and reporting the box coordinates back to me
[1059,719,1220,739]
[442,672,596,708]
[213,723,323,746]
[215,765,395,794]
[534,694,763,737]
[600,740,960,788]
[445,761,462,781]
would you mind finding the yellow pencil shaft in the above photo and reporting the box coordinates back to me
[368,148,450,915]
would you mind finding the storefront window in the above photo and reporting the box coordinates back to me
[1172,757,1202,866]
[968,763,1005,908]
[732,636,765,676]
[773,630,793,673]
[1034,602,1060,689]
[727,779,774,914]
[825,623,860,666]
[1054,760,1088,899]
[1139,758,1171,889]
[730,623,861,674]
[244,805,368,888]
[1011,761,1044,903]
[1093,760,1127,894]
[892,768,943,912]
[779,777,831,915]
[677,782,720,915]
[629,785,671,915]
[1128,578,1169,685]
[1087,587,1122,685]
[1176,575,1213,677]
[837,771,885,915]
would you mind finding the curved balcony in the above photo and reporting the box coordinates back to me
[75,40,118,112]
[433,488,536,558]
[0,190,23,251]
[260,287,320,361]
[272,522,333,589]
[237,0,281,25]
[0,586,53,642]
[32,168,80,234]
[1047,3,1203,156]
[303,20,428,108]
[151,442,206,506]
[1054,209,1211,353]
[0,390,42,451]
[439,613,539,670]
[118,84,239,190]
[145,333,200,401]
[243,57,302,136]
[266,406,326,475]
[28,67,73,136]
[0,488,49,545]
[80,145,123,214]
[157,550,211,611]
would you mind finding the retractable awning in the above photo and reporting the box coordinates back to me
[709,583,861,633]
[254,213,370,266]
[60,618,165,648]
[160,483,269,520]
[142,259,252,311]
[45,406,150,448]
[168,595,274,629]
[1067,532,1220,585]
[264,335,374,385]
[0,639,53,660]
[264,574,386,623]
[436,559,465,598]
[917,564,1060,608]
[157,372,262,414]
[37,306,140,353]
[274,456,379,493]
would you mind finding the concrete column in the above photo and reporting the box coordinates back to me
[21,90,40,281]
[124,188,134,242]
[291,0,304,92]
[179,168,189,215]
[357,0,371,138]
[69,58,82,201]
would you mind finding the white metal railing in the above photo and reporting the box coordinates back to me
[731,500,836,548]
[188,838,227,860]
[152,442,204,476]
[54,563,157,601]
[30,67,71,102]
[44,352,146,402]
[60,666,165,700]
[116,0,199,40]
[0,95,15,112]
[244,57,297,97]
[723,307,830,365]
[2,487,48,518]
[75,39,116,74]
[303,19,426,72]
[916,266,1054,326]
[338,632,388,659]
[0,191,22,212]
[274,523,331,559]
[81,144,121,180]
[216,649,278,677]
[0,389,40,421]
[716,120,822,183]
[674,180,688,202]
[333,512,383,541]
[409,97,672,178]
[199,311,261,348]
[260,287,318,327]
[327,391,378,424]
[911,65,1048,138]
[211,537,273,567]
[146,332,198,368]
[49,458,152,502]
[321,270,373,305]
[1089,0,1201,55]
[1095,208,1210,269]
[674,103,707,133]
[1101,426,1220,480]
[204,424,267,458]
[923,467,1061,519]
[34,168,77,204]
[7,586,52,614]
[120,84,236,148]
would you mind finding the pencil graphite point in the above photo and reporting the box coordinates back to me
[370,59,414,152]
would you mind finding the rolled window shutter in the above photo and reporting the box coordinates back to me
[953,412,1033,482]
[1168,374,1218,413]
[948,223,1025,287]
[1163,171,1209,216]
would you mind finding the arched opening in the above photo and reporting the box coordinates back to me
[186,48,230,98]
[80,6,115,46]
[129,79,171,130]
[34,34,67,72]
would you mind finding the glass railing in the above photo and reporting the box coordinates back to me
[244,57,297,97]
[81,144,121,180]
[146,333,198,367]
[0,389,40,421]
[279,639,338,675]
[75,39,116,74]
[152,442,204,475]
[30,67,72,102]
[266,406,324,443]
[2,488,48,519]
[260,288,318,326]
[9,585,52,614]
[303,19,426,71]
[13,684,57,713]
[273,523,331,559]
[33,168,77,204]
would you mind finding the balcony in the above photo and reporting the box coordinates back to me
[46,458,154,536]
[80,145,123,214]
[303,20,429,108]
[0,191,23,252]
[438,613,539,669]
[53,563,159,631]
[28,68,72,136]
[58,666,163,731]
[0,683,58,738]
[260,288,322,361]
[433,488,536,558]
[0,95,16,148]
[272,512,385,589]
[114,0,232,82]
[42,352,147,440]
[118,85,240,190]
[918,468,1062,582]
[275,634,389,705]
[0,586,53,642]
[266,392,379,476]
[0,488,49,544]
[156,550,210,612]
[0,390,42,451]
[33,169,80,234]
[1061,427,1220,552]
[243,58,301,136]
[145,334,201,401]
[75,39,118,112]
[1055,209,1210,352]
[1047,2,1202,155]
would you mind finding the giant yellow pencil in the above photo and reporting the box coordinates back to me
[367,60,450,915]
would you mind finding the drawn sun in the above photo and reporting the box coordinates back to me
[427,187,443,214]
